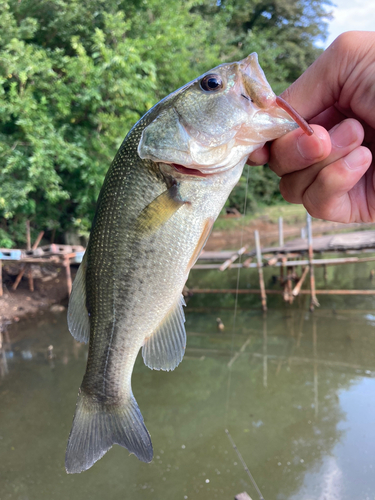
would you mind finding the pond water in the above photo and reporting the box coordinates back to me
[1,257,375,500]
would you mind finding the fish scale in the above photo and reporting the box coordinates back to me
[65,52,307,473]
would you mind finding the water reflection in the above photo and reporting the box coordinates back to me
[0,296,375,499]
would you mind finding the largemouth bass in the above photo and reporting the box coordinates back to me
[65,53,311,474]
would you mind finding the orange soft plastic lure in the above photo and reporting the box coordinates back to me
[276,96,314,136]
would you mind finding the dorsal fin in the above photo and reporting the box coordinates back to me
[142,295,186,371]
[67,252,90,344]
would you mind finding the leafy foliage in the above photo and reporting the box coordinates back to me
[0,0,331,246]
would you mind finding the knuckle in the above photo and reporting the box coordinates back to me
[279,177,300,204]
[333,32,357,53]
[303,193,323,219]
[303,187,333,221]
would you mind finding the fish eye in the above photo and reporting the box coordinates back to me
[200,74,223,92]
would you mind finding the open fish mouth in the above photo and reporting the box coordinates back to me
[171,163,208,177]
[170,96,313,178]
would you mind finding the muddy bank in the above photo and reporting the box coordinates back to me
[0,265,74,328]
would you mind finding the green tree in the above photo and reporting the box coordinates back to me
[212,0,332,93]
[0,0,221,245]
[0,0,331,246]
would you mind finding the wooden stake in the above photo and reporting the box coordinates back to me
[219,246,247,271]
[242,257,253,268]
[33,231,44,249]
[12,265,26,291]
[255,230,267,312]
[0,260,2,297]
[12,230,44,291]
[287,266,294,304]
[278,216,284,247]
[25,220,34,292]
[292,266,309,297]
[26,220,31,251]
[64,256,72,296]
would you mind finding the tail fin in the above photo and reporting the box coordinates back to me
[65,390,153,474]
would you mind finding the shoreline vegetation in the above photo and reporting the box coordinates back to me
[1,204,370,328]
[0,0,331,250]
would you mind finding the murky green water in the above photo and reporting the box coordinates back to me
[2,258,375,500]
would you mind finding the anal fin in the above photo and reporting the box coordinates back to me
[142,295,186,371]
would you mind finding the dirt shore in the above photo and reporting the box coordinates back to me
[0,265,74,329]
[0,217,370,327]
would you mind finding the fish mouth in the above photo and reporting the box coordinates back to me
[171,163,208,177]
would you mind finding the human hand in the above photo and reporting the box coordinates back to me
[248,31,375,223]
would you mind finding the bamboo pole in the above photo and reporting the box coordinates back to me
[307,213,319,311]
[267,253,281,266]
[278,216,284,247]
[188,288,375,295]
[219,246,247,271]
[64,255,72,296]
[0,260,2,297]
[287,266,294,304]
[254,230,267,312]
[263,314,268,388]
[12,231,45,291]
[242,257,253,268]
[12,265,26,291]
[25,221,34,291]
[32,231,45,249]
[193,255,375,269]
[292,266,309,297]
[26,220,31,251]
[323,263,328,284]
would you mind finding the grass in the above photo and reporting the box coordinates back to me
[213,203,307,231]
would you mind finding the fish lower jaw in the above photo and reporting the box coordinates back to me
[170,161,243,177]
[171,163,209,177]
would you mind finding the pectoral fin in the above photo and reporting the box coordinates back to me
[137,185,186,235]
[142,295,186,371]
[186,217,214,272]
[67,252,90,344]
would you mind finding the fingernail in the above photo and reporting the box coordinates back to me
[297,130,325,161]
[330,121,357,148]
[344,147,371,170]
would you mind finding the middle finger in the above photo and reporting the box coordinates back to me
[279,119,365,204]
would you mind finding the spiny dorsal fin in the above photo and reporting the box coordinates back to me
[142,295,186,371]
[67,252,90,344]
[136,185,186,236]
